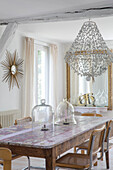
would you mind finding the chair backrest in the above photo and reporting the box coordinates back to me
[0,147,12,170]
[105,120,113,142]
[81,113,102,117]
[14,117,32,125]
[0,124,2,128]
[87,125,106,156]
[32,99,53,125]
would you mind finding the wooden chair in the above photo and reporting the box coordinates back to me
[14,116,32,125]
[15,117,32,170]
[81,113,103,117]
[56,125,106,169]
[74,119,113,169]
[0,147,12,170]
[102,120,113,169]
[74,113,102,154]
[15,116,44,170]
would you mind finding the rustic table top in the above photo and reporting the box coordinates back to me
[0,116,111,149]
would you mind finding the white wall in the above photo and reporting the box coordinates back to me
[0,28,66,113]
[0,27,24,111]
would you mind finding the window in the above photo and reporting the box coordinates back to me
[34,43,49,104]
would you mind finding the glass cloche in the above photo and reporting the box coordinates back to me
[32,99,54,131]
[55,99,77,125]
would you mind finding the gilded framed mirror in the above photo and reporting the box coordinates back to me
[66,63,112,110]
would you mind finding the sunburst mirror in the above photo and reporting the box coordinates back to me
[1,50,24,90]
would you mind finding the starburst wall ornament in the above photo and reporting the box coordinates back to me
[1,50,24,90]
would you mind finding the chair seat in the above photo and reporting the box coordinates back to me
[56,153,97,169]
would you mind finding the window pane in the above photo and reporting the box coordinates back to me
[34,44,49,105]
[37,50,46,103]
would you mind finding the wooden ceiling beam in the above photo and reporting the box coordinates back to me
[0,6,113,25]
[0,22,18,59]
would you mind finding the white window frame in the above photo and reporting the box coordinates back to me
[34,40,50,105]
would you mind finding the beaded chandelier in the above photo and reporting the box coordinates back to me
[65,21,113,81]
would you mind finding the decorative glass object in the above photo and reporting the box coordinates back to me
[32,99,54,131]
[95,90,108,107]
[99,90,108,107]
[78,93,95,106]
[94,90,101,107]
[65,20,113,81]
[55,99,77,125]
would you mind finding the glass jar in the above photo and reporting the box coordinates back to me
[95,90,108,107]
[95,89,101,107]
[99,90,108,107]
[55,99,77,125]
[32,99,54,130]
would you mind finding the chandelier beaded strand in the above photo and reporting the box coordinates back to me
[65,21,113,81]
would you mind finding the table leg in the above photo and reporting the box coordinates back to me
[105,150,109,169]
[46,148,56,170]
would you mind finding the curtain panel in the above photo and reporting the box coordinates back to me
[49,44,58,111]
[22,37,35,117]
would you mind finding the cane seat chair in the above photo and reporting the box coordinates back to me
[102,120,113,169]
[14,116,32,125]
[74,113,102,154]
[56,125,106,169]
[74,119,113,169]
[0,147,12,170]
[81,113,103,117]
[15,116,46,169]
[15,116,41,170]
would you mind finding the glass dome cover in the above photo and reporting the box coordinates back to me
[55,99,77,125]
[32,99,54,130]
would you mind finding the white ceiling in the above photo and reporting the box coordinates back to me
[18,16,113,43]
[0,0,108,19]
[0,0,113,24]
[1,0,113,43]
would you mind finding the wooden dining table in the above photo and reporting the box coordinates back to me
[0,116,111,170]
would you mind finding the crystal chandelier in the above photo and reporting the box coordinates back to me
[65,20,113,81]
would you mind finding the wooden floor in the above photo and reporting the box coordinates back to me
[0,148,113,170]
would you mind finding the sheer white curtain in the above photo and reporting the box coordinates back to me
[49,44,58,111]
[22,37,35,117]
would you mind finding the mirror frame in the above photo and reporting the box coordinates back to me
[66,63,112,110]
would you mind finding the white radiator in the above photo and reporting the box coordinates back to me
[0,110,21,128]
